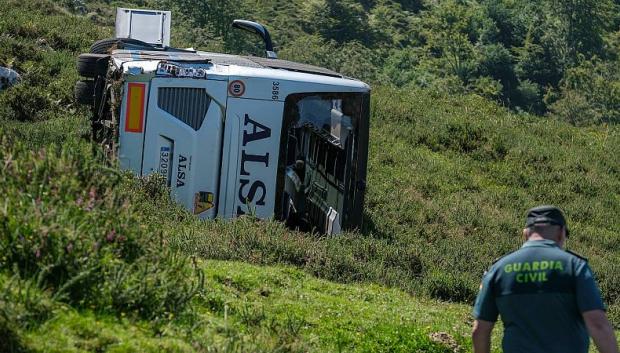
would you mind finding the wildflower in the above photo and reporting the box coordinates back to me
[106,230,116,243]
[85,187,97,211]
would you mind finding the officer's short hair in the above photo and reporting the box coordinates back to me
[526,224,562,238]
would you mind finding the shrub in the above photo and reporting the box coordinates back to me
[424,272,477,302]
[550,89,599,126]
[0,137,204,324]
[0,317,28,353]
[0,84,52,122]
[470,76,503,100]
[515,79,544,114]
[0,272,53,353]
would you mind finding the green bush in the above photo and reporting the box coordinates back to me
[0,272,54,353]
[0,137,204,323]
[0,84,52,122]
[424,272,477,303]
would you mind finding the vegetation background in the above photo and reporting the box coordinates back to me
[0,0,619,352]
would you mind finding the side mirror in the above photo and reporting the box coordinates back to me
[232,20,277,59]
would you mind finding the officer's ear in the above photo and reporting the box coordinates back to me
[522,228,529,240]
[559,225,568,241]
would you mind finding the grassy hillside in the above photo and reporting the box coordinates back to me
[3,259,477,353]
[1,0,619,352]
[0,128,476,353]
[167,87,620,323]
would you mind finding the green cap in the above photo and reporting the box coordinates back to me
[525,205,570,237]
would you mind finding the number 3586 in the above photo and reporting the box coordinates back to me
[272,81,280,100]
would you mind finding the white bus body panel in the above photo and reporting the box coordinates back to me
[141,78,227,219]
[219,96,284,219]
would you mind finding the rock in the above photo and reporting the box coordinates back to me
[0,67,21,91]
[35,38,53,51]
[429,331,461,352]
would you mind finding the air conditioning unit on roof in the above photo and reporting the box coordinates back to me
[115,8,171,47]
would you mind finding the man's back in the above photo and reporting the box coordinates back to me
[474,239,605,353]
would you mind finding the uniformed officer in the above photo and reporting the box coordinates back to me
[472,205,619,353]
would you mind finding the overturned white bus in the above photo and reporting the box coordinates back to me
[75,8,370,234]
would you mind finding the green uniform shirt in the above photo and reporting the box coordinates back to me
[473,239,605,353]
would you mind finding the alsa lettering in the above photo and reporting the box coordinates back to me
[177,154,188,187]
[237,114,271,215]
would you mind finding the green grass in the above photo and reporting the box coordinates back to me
[368,87,620,314]
[8,261,474,353]
[5,260,619,352]
[24,311,194,353]
[195,260,471,352]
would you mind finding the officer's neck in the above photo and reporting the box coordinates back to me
[525,234,564,248]
[527,234,549,242]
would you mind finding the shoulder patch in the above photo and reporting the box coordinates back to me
[566,250,588,262]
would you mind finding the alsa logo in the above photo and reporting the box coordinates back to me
[237,114,270,215]
[177,154,188,187]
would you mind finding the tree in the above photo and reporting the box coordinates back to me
[156,0,250,51]
[476,43,518,102]
[369,2,417,47]
[479,0,526,48]
[421,0,487,84]
[514,25,564,89]
[301,0,374,44]
[551,56,620,124]
[544,0,614,66]
[383,47,424,86]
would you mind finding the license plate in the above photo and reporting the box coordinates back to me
[158,146,171,184]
